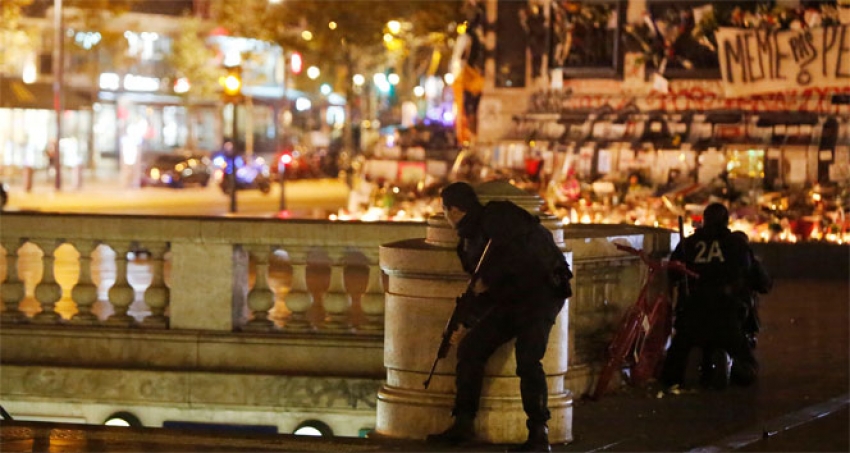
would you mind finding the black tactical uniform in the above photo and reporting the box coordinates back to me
[429,182,569,453]
[661,203,759,389]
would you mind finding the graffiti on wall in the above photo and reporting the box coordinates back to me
[555,79,850,114]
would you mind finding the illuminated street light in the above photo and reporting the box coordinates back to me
[173,77,191,94]
[374,73,390,94]
[22,58,37,84]
[301,30,313,41]
[320,83,332,95]
[295,97,312,111]
[444,73,455,85]
[383,33,394,44]
[387,20,401,35]
[307,66,320,80]
[353,74,365,86]
[290,52,302,74]
[388,73,400,85]
[413,86,425,97]
[223,72,241,96]
[328,21,337,30]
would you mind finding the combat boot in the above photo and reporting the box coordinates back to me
[709,350,730,390]
[426,414,475,445]
[508,422,551,452]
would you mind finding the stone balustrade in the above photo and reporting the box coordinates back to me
[0,209,675,437]
[0,212,424,334]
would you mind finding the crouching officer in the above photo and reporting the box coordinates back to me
[426,182,571,452]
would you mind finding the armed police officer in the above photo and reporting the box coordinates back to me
[661,203,764,390]
[427,182,571,452]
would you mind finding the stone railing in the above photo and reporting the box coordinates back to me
[0,208,676,437]
[0,212,425,334]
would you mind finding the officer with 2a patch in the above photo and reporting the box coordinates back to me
[661,203,762,391]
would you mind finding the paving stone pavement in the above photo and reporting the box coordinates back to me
[1,278,847,452]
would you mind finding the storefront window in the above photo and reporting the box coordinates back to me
[1,109,89,168]
[93,103,117,155]
[193,109,217,151]
[162,106,187,149]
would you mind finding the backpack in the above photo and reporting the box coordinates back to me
[529,222,573,299]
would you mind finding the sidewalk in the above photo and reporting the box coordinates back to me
[2,278,847,452]
[2,165,144,211]
[2,165,349,217]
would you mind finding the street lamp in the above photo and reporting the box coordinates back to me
[220,65,243,213]
[52,0,64,190]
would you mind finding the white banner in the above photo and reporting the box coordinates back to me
[717,25,850,97]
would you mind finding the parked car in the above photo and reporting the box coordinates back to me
[213,154,272,195]
[270,146,323,181]
[141,153,212,188]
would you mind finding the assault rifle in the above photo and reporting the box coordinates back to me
[423,240,492,389]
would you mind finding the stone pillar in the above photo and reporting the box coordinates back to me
[105,241,136,327]
[359,252,386,331]
[1,239,27,324]
[244,245,275,332]
[376,181,573,444]
[283,251,313,331]
[32,239,64,325]
[71,240,100,326]
[141,242,170,329]
[323,250,352,332]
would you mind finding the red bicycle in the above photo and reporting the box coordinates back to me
[590,242,698,400]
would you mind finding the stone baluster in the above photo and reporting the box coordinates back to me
[322,250,352,332]
[32,239,64,324]
[70,240,100,325]
[141,242,170,329]
[283,250,313,331]
[1,239,27,324]
[106,242,136,327]
[244,246,275,331]
[359,255,386,332]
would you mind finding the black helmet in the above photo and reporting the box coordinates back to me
[703,203,729,229]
